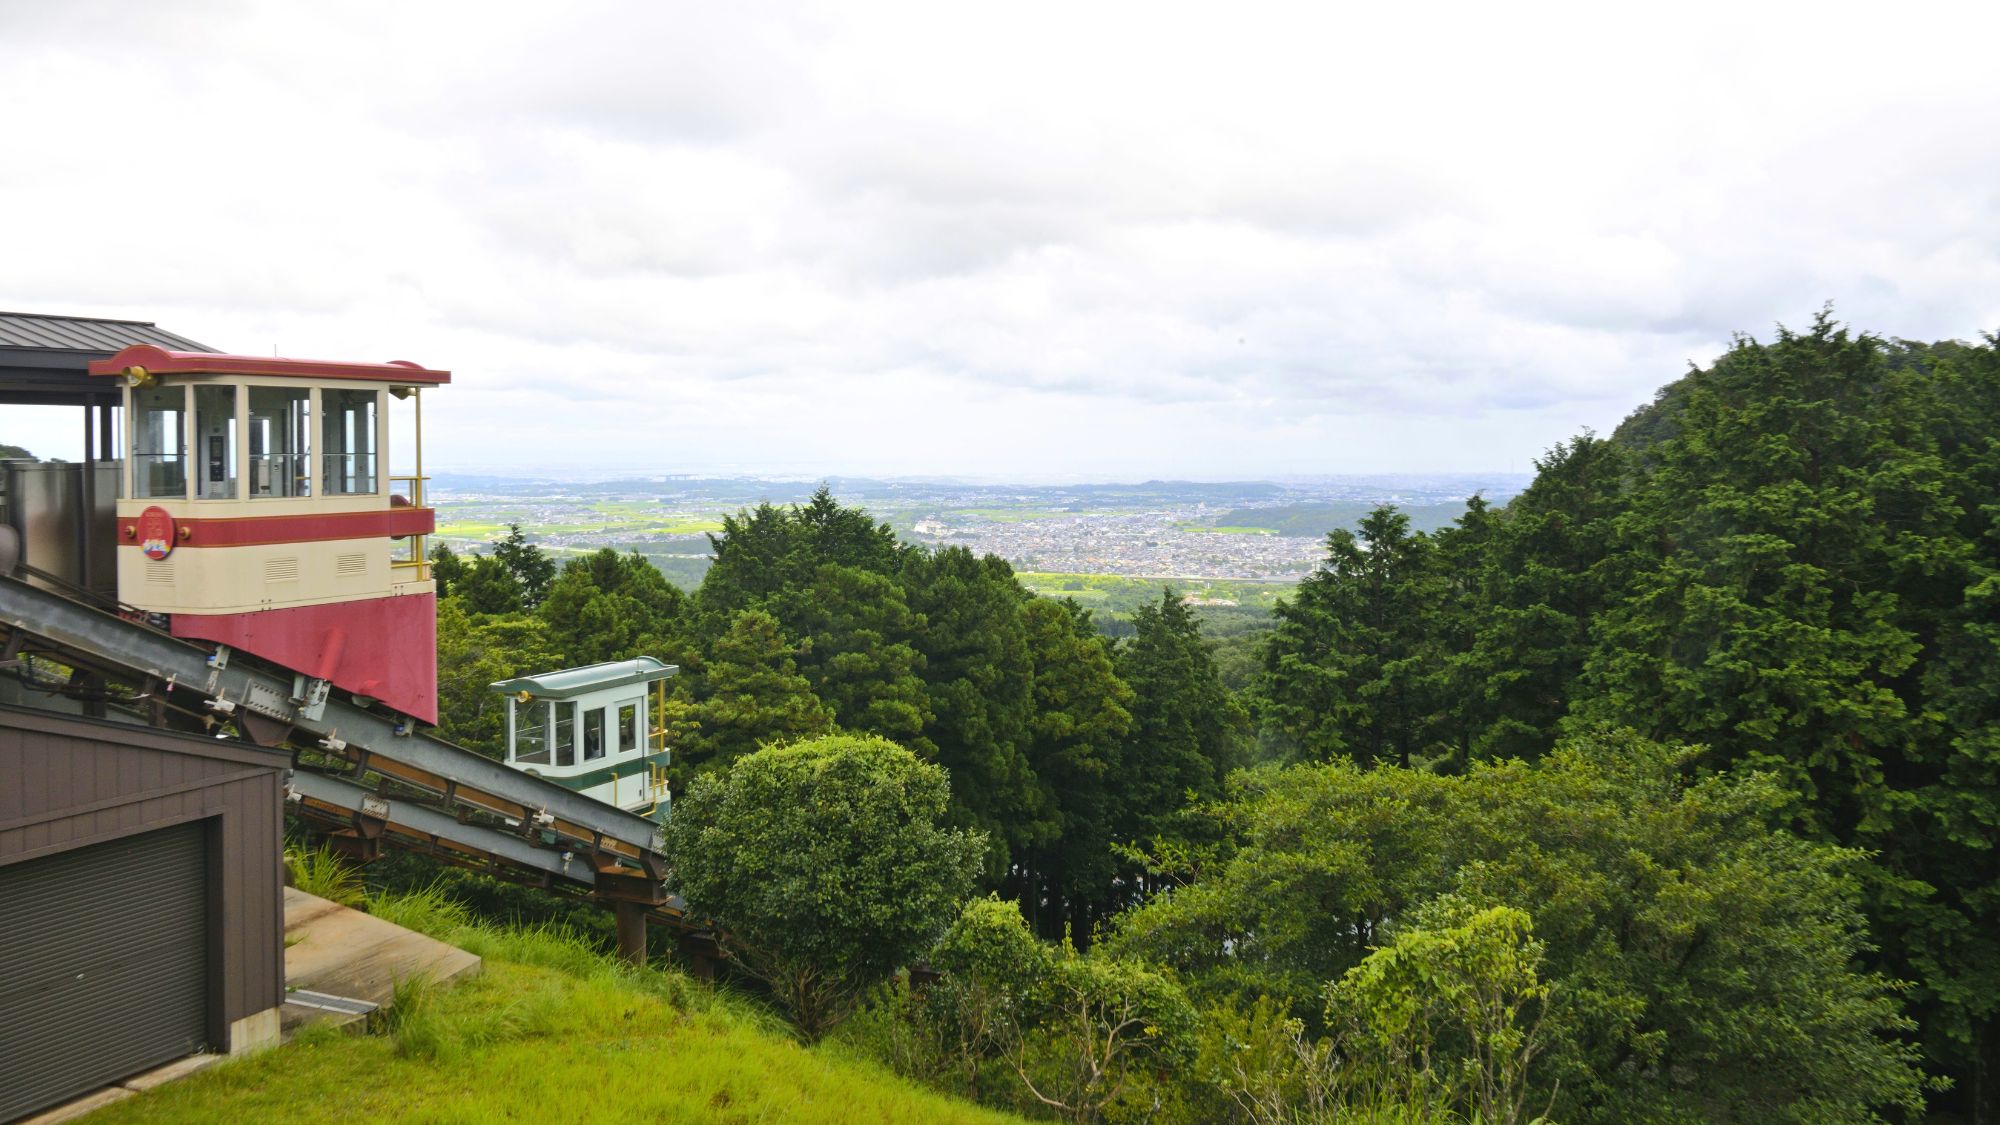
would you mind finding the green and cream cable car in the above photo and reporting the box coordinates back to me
[491,657,677,823]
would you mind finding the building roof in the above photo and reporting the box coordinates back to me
[0,311,218,407]
[491,657,679,700]
[88,345,451,386]
[0,311,215,353]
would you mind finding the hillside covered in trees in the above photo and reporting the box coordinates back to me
[422,312,1997,1122]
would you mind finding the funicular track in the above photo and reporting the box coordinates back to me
[0,575,690,942]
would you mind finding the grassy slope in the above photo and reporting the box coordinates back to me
[89,899,1021,1125]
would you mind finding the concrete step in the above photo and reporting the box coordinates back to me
[282,886,481,1022]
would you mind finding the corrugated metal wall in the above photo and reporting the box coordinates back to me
[0,705,285,1042]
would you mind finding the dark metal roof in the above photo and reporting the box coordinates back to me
[0,311,218,406]
[0,311,215,354]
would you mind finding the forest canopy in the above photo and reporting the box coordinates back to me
[426,312,1999,1121]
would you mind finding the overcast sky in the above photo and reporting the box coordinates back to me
[5,0,1998,481]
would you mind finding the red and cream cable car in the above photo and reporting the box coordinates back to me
[88,344,447,724]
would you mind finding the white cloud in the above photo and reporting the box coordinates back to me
[4,0,1998,479]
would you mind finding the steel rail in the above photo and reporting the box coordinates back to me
[287,769,598,887]
[0,576,666,862]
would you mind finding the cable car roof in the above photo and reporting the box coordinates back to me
[87,344,450,384]
[491,657,678,700]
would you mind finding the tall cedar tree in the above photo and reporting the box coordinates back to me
[1457,434,1631,762]
[666,608,831,777]
[453,554,525,616]
[1259,507,1444,766]
[781,563,934,752]
[490,523,556,609]
[698,486,903,628]
[1017,598,1135,940]
[1116,591,1244,864]
[536,548,689,667]
[903,547,1049,872]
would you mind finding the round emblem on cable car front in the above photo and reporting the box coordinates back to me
[137,505,177,561]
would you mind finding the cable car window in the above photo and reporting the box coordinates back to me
[248,387,312,498]
[322,389,378,495]
[555,702,576,768]
[619,703,639,755]
[131,385,188,499]
[583,708,606,761]
[194,385,238,500]
[514,699,549,765]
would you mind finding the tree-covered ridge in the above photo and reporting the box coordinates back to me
[1257,313,2000,1116]
[419,311,1994,1121]
[430,488,1244,945]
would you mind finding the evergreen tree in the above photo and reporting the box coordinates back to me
[1017,597,1134,940]
[537,548,689,666]
[667,608,831,776]
[1912,337,2000,1105]
[1565,316,1995,1113]
[1258,507,1443,766]
[904,547,1048,871]
[1117,591,1243,856]
[698,486,904,627]
[783,563,934,753]
[454,554,525,616]
[490,523,556,609]
[429,540,466,599]
[433,598,563,756]
[1460,434,1632,762]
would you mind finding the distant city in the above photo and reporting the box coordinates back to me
[430,473,1532,598]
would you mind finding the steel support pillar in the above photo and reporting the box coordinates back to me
[677,931,718,982]
[615,900,647,967]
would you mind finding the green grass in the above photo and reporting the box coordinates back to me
[434,503,724,544]
[284,846,364,908]
[1017,571,1297,613]
[432,521,509,538]
[636,518,726,535]
[91,887,1022,1125]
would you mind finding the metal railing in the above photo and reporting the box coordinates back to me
[389,473,429,581]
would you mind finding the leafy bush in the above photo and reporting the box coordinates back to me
[1106,732,1933,1122]
[1322,897,1551,1125]
[849,897,1198,1124]
[665,733,986,1040]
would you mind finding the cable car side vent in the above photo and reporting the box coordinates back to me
[335,552,366,578]
[264,557,300,583]
[145,559,174,585]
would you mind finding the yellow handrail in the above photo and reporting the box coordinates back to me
[389,387,430,582]
[389,472,432,581]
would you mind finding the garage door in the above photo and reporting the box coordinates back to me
[0,820,210,1122]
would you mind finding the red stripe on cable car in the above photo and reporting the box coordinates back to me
[117,508,436,548]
